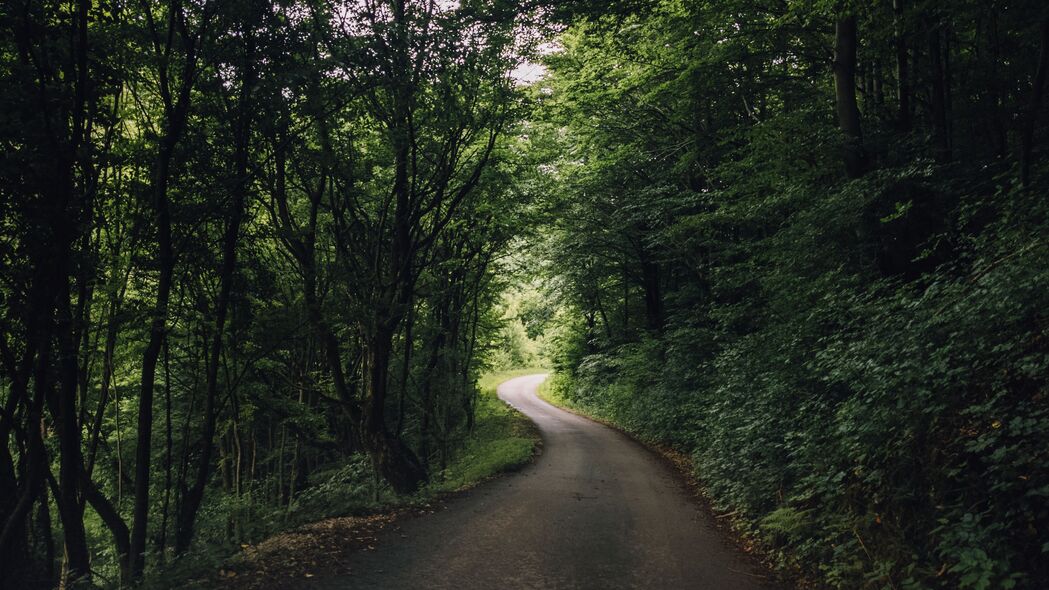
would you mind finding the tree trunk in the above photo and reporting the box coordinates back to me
[83,476,130,582]
[36,483,55,585]
[874,59,884,107]
[928,23,951,162]
[158,337,173,562]
[85,267,126,478]
[419,293,450,467]
[893,0,911,130]
[395,304,415,438]
[640,254,663,333]
[621,265,630,332]
[364,325,427,493]
[834,15,867,178]
[130,137,177,579]
[368,0,429,493]
[0,343,48,586]
[53,271,92,585]
[1021,17,1049,186]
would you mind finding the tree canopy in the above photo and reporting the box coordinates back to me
[534,1,1049,588]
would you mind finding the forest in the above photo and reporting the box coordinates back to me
[1,0,1047,589]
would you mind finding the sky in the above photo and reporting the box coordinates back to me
[511,61,547,84]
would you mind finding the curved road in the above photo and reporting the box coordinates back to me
[305,374,778,589]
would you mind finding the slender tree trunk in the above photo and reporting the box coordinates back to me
[928,23,951,162]
[158,337,173,562]
[82,477,130,582]
[639,254,663,333]
[420,300,448,468]
[130,137,177,579]
[0,332,46,586]
[289,387,303,505]
[86,266,126,477]
[893,0,911,130]
[233,420,243,499]
[834,15,867,178]
[37,483,54,585]
[73,255,96,434]
[53,271,92,586]
[461,268,486,432]
[219,431,232,494]
[395,304,414,438]
[874,59,884,107]
[0,373,27,572]
[277,425,287,504]
[1021,17,1049,186]
[621,265,630,332]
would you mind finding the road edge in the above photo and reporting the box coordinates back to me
[533,374,795,589]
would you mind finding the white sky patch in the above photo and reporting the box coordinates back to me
[511,41,559,85]
[511,61,547,85]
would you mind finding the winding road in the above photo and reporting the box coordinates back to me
[304,374,778,589]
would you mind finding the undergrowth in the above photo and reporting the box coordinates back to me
[148,369,543,589]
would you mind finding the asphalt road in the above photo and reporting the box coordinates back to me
[304,373,779,589]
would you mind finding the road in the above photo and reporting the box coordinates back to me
[304,373,778,589]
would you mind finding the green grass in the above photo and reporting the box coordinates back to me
[433,368,547,491]
[477,367,549,395]
[536,371,586,414]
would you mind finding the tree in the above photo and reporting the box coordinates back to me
[833,14,867,177]
[0,0,527,584]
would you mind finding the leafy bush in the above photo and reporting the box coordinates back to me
[548,176,1049,588]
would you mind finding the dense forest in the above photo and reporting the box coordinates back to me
[2,0,1048,588]
[0,0,554,587]
[533,1,1049,589]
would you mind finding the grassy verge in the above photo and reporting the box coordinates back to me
[429,368,546,492]
[536,371,571,408]
[537,371,600,418]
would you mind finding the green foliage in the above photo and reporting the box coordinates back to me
[0,0,541,586]
[535,1,1049,588]
[433,369,543,491]
[143,370,540,588]
[488,283,557,370]
[761,507,814,546]
[3,0,1049,587]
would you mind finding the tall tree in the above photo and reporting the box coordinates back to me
[130,0,214,577]
[833,14,867,177]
